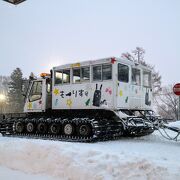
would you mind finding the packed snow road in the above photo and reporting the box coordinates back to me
[0,122,180,180]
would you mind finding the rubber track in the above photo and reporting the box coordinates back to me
[0,117,124,142]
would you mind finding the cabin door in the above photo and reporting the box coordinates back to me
[117,63,130,109]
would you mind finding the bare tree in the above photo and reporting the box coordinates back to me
[121,52,134,61]
[155,85,178,120]
[132,47,145,63]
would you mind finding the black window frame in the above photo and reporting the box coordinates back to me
[29,81,42,102]
[54,69,70,85]
[93,63,112,82]
[81,66,90,82]
[118,63,129,83]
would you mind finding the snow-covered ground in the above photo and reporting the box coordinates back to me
[0,122,180,180]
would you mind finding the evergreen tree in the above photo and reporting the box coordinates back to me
[8,68,24,113]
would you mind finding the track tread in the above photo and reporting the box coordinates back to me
[0,116,125,142]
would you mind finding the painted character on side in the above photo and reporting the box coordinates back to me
[93,84,102,107]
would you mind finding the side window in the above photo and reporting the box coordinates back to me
[73,68,81,83]
[132,68,141,85]
[143,71,151,87]
[55,70,70,85]
[29,81,42,102]
[102,64,112,80]
[93,65,102,81]
[63,69,70,84]
[55,71,62,84]
[81,66,90,82]
[118,64,129,83]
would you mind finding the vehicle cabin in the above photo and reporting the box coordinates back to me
[24,57,152,113]
[52,57,152,110]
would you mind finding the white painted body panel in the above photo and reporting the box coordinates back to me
[129,84,143,109]
[23,57,153,113]
[52,58,153,111]
[117,82,130,109]
[52,81,114,110]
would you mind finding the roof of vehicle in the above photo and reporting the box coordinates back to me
[53,57,152,71]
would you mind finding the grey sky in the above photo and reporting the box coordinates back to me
[0,0,179,85]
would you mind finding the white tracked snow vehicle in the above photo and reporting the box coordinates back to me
[0,57,180,142]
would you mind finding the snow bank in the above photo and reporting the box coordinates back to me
[169,120,180,128]
[0,166,54,180]
[0,123,180,180]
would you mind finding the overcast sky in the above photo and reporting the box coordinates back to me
[0,0,179,85]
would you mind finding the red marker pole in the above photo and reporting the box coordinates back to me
[173,83,180,120]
